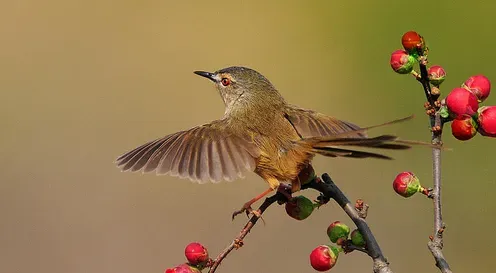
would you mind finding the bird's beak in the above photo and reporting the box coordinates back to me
[194,71,217,82]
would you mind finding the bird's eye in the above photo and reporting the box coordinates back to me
[221,78,231,86]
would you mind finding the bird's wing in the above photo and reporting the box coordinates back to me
[284,105,366,139]
[115,119,260,183]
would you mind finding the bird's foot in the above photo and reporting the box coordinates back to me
[246,207,265,225]
[232,204,263,221]
[231,207,246,220]
[232,203,254,220]
[247,208,262,218]
[231,187,274,220]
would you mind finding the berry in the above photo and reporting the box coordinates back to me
[478,106,496,137]
[326,221,350,243]
[392,172,422,198]
[463,75,491,102]
[445,87,479,117]
[165,264,201,273]
[428,65,446,86]
[184,242,209,265]
[451,115,478,141]
[390,49,415,74]
[285,195,315,220]
[310,245,340,271]
[401,31,423,53]
[350,229,366,247]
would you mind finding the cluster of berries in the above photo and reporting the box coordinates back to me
[444,75,494,140]
[309,221,365,271]
[390,30,495,141]
[389,31,427,75]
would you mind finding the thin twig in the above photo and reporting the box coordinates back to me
[416,45,452,273]
[427,113,451,273]
[418,56,436,108]
[207,192,286,273]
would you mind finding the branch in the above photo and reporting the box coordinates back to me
[416,46,452,273]
[207,191,286,273]
[427,111,452,273]
[207,173,393,273]
[305,174,393,273]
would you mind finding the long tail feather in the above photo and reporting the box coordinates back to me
[304,115,415,142]
[312,147,393,160]
[297,115,445,160]
[313,135,399,147]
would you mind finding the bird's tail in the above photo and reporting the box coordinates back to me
[297,115,440,160]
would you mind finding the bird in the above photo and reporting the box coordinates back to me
[115,66,413,218]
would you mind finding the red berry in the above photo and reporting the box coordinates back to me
[401,31,423,52]
[165,264,200,273]
[451,115,478,141]
[393,172,421,198]
[310,245,339,271]
[445,87,479,117]
[326,221,350,243]
[428,65,446,86]
[478,106,496,137]
[390,49,415,74]
[463,75,491,102]
[285,195,315,220]
[184,242,209,265]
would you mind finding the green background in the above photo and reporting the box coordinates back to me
[1,1,495,272]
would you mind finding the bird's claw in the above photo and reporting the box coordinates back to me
[232,208,245,220]
[232,205,253,220]
[246,207,262,218]
[232,205,263,221]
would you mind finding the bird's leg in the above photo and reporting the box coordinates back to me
[232,187,274,220]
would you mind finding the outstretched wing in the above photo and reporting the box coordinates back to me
[284,105,366,139]
[116,119,260,183]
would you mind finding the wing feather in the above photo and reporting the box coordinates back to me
[118,138,162,168]
[131,136,171,172]
[284,105,365,139]
[116,120,259,183]
[121,138,163,171]
[188,129,202,181]
[197,138,210,183]
[143,133,181,173]
[208,139,223,182]
[157,131,188,175]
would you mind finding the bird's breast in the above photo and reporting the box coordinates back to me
[253,132,314,182]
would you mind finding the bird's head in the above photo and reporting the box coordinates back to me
[194,66,282,112]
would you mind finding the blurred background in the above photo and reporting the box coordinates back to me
[1,1,495,272]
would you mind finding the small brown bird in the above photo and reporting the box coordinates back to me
[116,66,411,218]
